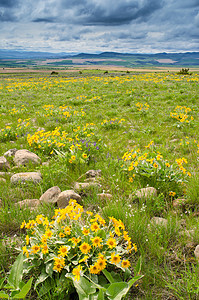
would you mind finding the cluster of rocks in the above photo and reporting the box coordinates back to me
[14,167,112,210]
[0,149,42,184]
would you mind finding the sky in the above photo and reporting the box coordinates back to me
[0,0,199,54]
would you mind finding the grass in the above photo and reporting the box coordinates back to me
[0,69,199,299]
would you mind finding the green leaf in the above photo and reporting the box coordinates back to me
[13,277,33,299]
[34,268,49,289]
[123,268,131,282]
[110,271,122,283]
[0,292,9,298]
[0,278,5,289]
[44,253,56,264]
[97,289,105,300]
[4,283,15,289]
[7,252,23,289]
[46,261,53,277]
[102,270,115,283]
[106,282,129,300]
[75,276,96,296]
[135,256,142,276]
[128,275,144,289]
[67,274,96,298]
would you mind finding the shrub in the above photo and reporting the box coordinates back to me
[121,141,191,197]
[177,68,192,75]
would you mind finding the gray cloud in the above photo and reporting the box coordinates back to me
[0,0,198,53]
[0,0,17,7]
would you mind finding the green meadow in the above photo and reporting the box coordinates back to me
[0,69,199,299]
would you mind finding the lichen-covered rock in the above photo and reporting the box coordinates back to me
[74,182,101,191]
[97,193,112,200]
[15,199,40,209]
[57,190,81,209]
[4,148,18,157]
[173,198,188,209]
[0,156,10,170]
[150,217,168,227]
[135,187,157,199]
[39,186,61,204]
[11,172,42,184]
[85,170,101,178]
[194,245,199,261]
[14,149,41,166]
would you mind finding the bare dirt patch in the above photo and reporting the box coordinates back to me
[37,58,124,65]
[0,65,199,74]
[155,59,177,64]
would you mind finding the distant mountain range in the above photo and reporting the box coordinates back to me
[0,50,199,67]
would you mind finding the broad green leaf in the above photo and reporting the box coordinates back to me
[8,252,23,289]
[106,282,129,300]
[67,274,96,297]
[91,274,98,285]
[13,277,33,299]
[74,276,96,296]
[110,271,122,283]
[0,292,9,298]
[102,270,115,283]
[46,261,54,277]
[123,268,131,281]
[97,289,105,300]
[44,254,56,263]
[34,268,49,289]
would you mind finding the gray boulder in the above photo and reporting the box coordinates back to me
[135,187,157,199]
[57,190,81,209]
[14,149,41,166]
[15,199,40,209]
[11,172,42,184]
[4,148,18,157]
[0,156,10,170]
[40,186,61,204]
[194,245,199,261]
[150,217,168,227]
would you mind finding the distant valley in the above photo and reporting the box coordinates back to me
[0,50,199,69]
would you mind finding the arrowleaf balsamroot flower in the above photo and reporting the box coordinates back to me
[72,265,82,281]
[64,226,71,235]
[79,242,92,254]
[31,244,40,254]
[53,257,65,272]
[121,260,131,269]
[91,236,102,248]
[96,257,107,271]
[110,252,121,265]
[89,264,100,275]
[107,237,117,249]
[58,245,69,257]
[82,227,90,235]
[90,222,100,232]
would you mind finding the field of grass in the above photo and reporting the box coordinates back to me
[0,69,199,299]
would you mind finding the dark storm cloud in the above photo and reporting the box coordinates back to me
[70,0,164,26]
[0,0,17,7]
